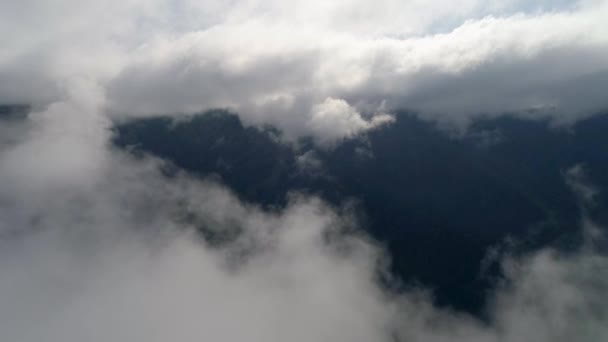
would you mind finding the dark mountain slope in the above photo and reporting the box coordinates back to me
[113,110,608,315]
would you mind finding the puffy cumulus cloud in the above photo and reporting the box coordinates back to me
[0,81,607,342]
[2,0,608,143]
[307,97,394,145]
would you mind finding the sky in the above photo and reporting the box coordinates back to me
[1,1,608,341]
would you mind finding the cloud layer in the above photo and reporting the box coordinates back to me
[2,0,608,142]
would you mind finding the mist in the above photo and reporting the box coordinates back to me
[0,83,607,342]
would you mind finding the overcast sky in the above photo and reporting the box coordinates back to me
[2,0,608,141]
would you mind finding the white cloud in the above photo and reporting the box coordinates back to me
[107,5,608,139]
[307,97,394,144]
[2,1,608,142]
